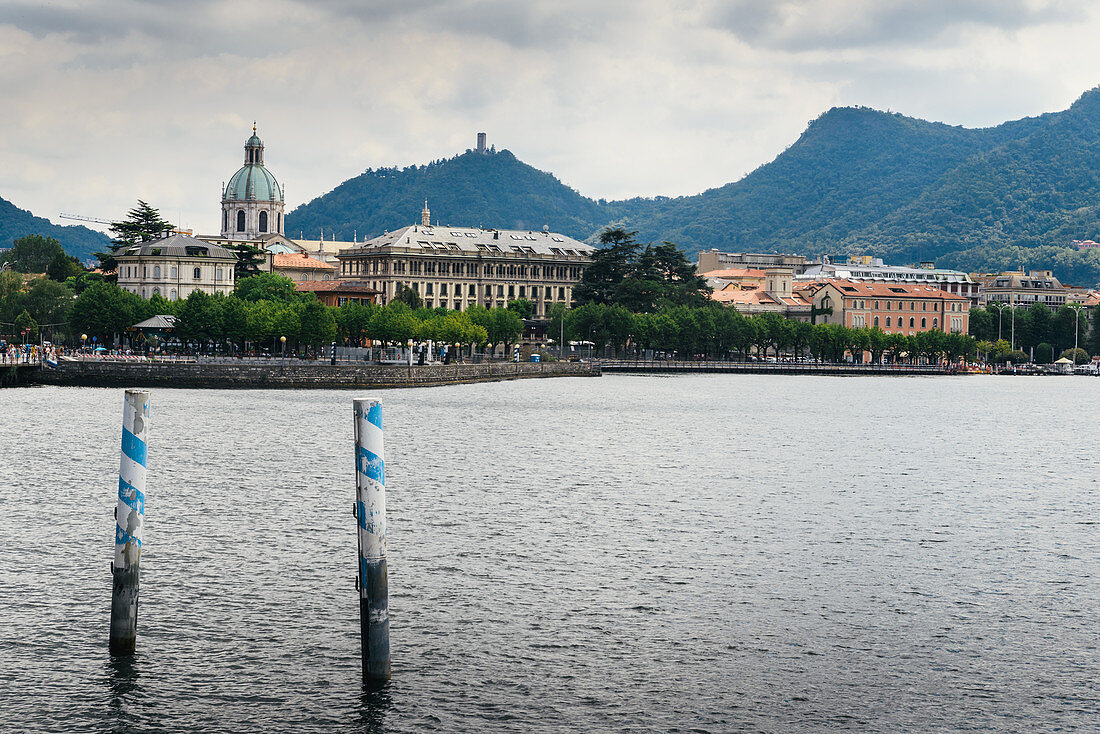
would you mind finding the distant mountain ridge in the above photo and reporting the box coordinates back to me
[0,196,109,263]
[287,87,1100,287]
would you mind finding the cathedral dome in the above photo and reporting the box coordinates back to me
[225,163,283,202]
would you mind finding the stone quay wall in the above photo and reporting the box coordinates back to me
[30,359,601,390]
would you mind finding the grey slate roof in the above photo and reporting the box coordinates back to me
[131,315,177,330]
[341,225,595,257]
[118,234,236,260]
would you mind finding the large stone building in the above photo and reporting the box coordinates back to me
[801,279,971,334]
[117,232,237,300]
[220,125,285,239]
[799,256,980,304]
[335,205,594,315]
[976,270,1068,310]
[697,249,808,274]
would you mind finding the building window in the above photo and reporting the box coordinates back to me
[440,283,447,296]
[237,210,245,232]
[259,211,268,233]
[468,284,476,296]
[921,318,927,328]
[170,289,177,300]
[885,317,891,327]
[216,268,223,281]
[171,266,178,278]
[426,283,434,295]
[519,286,525,298]
[152,287,159,297]
[223,211,228,231]
[546,286,552,298]
[909,317,915,328]
[559,287,565,299]
[874,301,879,309]
[153,265,161,279]
[873,316,879,327]
[193,267,201,279]
[143,266,147,278]
[277,213,281,232]
[933,318,938,328]
[508,285,515,298]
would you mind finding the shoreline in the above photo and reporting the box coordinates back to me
[21,359,601,390]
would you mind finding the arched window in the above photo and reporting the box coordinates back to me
[873,316,879,327]
[152,287,160,297]
[259,211,268,233]
[237,210,245,232]
[885,317,891,327]
[223,210,228,231]
[933,318,938,328]
[193,267,201,279]
[153,265,161,279]
[170,289,177,300]
[909,317,915,328]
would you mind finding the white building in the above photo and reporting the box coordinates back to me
[116,233,237,300]
[798,256,980,304]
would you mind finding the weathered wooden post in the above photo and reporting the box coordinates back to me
[353,398,390,682]
[110,389,149,656]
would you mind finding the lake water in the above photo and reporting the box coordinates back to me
[1,375,1097,732]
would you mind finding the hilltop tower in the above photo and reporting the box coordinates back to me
[220,124,285,238]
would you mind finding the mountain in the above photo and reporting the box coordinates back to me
[0,196,111,263]
[292,87,1100,287]
[285,149,613,242]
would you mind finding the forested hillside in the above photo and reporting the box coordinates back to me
[0,196,109,263]
[285,149,613,242]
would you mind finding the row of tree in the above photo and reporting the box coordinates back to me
[555,301,979,363]
[968,303,1098,358]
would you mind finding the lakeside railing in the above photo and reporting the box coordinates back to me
[597,359,960,375]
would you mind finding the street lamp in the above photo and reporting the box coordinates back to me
[280,335,287,364]
[989,301,1008,343]
[81,333,88,355]
[1068,303,1085,365]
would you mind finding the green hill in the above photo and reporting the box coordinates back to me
[0,196,110,264]
[285,149,613,242]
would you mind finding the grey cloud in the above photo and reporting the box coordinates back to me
[708,0,1087,50]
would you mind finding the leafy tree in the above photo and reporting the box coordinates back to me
[335,301,374,346]
[46,250,85,282]
[3,235,65,273]
[70,281,135,342]
[393,283,423,309]
[1035,342,1054,364]
[13,309,38,342]
[94,201,173,274]
[1060,347,1089,364]
[225,243,266,280]
[234,272,301,303]
[298,300,337,349]
[506,298,535,319]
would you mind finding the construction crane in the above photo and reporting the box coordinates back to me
[59,212,116,226]
[59,212,192,236]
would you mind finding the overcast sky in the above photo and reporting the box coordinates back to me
[1,0,1098,236]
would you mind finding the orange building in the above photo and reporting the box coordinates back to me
[802,279,970,334]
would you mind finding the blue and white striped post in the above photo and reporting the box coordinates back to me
[110,389,149,656]
[353,398,390,682]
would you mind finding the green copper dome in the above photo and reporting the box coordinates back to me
[225,164,283,202]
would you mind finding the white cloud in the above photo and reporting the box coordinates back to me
[0,0,1097,236]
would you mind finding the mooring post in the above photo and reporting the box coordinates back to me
[110,389,149,656]
[353,398,390,682]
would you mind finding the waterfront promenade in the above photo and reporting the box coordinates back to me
[26,357,599,389]
[598,358,962,376]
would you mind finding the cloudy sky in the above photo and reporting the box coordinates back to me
[1,0,1098,235]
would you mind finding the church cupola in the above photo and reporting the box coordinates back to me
[245,122,264,165]
[421,200,431,227]
[221,124,285,239]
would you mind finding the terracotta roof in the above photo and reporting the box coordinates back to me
[711,287,811,307]
[820,278,969,300]
[294,280,378,294]
[273,252,334,270]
